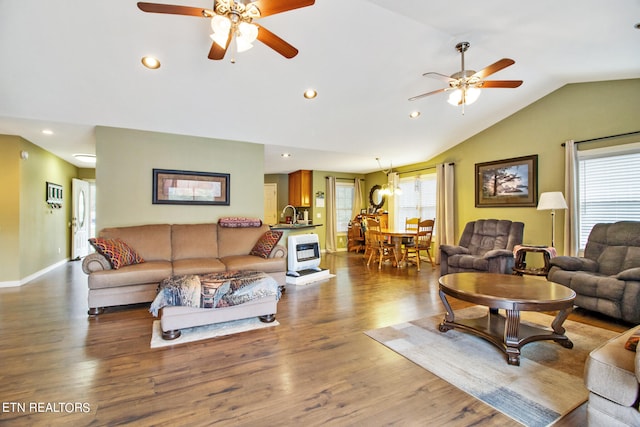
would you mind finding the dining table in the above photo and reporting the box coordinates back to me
[380,228,417,267]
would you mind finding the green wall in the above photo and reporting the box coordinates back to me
[390,78,640,255]
[95,127,264,229]
[0,135,78,284]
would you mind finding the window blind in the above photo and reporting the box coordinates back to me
[336,182,354,233]
[395,174,437,229]
[577,147,640,248]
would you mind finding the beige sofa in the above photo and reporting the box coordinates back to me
[584,325,640,426]
[82,223,286,316]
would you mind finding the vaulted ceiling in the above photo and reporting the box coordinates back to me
[1,0,638,173]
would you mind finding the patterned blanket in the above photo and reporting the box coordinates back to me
[150,270,280,316]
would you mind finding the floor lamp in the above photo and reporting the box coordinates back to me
[537,192,568,248]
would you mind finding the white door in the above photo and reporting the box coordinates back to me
[264,183,278,225]
[72,178,90,260]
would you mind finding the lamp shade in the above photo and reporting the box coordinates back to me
[537,192,568,210]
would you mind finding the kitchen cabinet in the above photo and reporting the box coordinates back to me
[289,170,312,207]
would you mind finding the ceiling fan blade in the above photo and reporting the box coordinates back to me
[208,37,230,60]
[408,88,447,102]
[137,2,207,17]
[256,25,298,58]
[251,0,315,18]
[423,72,455,82]
[479,80,523,88]
[473,58,515,79]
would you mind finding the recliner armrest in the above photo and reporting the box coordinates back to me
[483,249,514,260]
[440,245,470,256]
[549,256,598,272]
[617,267,640,281]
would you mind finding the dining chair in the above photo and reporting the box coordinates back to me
[365,218,398,269]
[405,219,435,271]
[403,217,420,245]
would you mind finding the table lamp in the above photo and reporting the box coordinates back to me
[537,192,568,247]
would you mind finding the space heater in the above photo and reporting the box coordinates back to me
[287,234,321,274]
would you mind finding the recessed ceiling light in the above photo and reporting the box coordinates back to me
[303,89,317,99]
[281,153,291,158]
[42,129,54,135]
[409,111,421,119]
[73,154,96,164]
[141,56,161,69]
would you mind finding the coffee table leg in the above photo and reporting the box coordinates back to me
[504,309,521,366]
[438,289,455,332]
[551,307,574,349]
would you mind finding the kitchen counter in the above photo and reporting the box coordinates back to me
[270,223,322,231]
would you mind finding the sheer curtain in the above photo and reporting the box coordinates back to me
[325,176,337,253]
[563,140,580,256]
[435,163,455,264]
[351,178,363,219]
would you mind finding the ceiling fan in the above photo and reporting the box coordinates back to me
[409,42,523,106]
[137,0,315,62]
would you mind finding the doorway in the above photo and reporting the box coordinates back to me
[264,183,278,225]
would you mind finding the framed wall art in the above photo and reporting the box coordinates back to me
[475,155,538,207]
[152,169,230,205]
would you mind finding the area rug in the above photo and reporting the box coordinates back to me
[365,306,617,427]
[150,317,279,348]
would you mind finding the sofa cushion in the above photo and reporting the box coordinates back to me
[88,261,172,290]
[250,230,283,259]
[221,255,286,273]
[89,238,144,270]
[585,326,640,407]
[171,223,219,260]
[100,224,172,262]
[172,258,226,276]
[217,224,272,258]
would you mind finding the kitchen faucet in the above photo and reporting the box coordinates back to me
[281,205,297,223]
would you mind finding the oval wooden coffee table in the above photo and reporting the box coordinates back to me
[438,272,576,366]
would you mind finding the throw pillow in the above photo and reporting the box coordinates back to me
[249,230,283,259]
[624,329,640,352]
[89,238,144,270]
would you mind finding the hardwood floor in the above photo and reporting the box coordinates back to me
[0,253,629,426]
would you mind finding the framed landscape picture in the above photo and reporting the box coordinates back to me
[152,169,230,205]
[475,155,538,207]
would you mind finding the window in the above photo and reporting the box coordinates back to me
[577,143,640,249]
[336,181,355,233]
[395,174,437,229]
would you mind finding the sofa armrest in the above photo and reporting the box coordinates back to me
[82,252,112,274]
[483,249,514,260]
[440,245,470,256]
[269,244,287,259]
[617,267,640,281]
[549,256,598,272]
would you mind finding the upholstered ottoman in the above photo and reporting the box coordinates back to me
[584,325,640,426]
[150,271,281,340]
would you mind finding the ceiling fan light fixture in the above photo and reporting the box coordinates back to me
[235,22,258,52]
[447,87,481,106]
[210,15,231,47]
